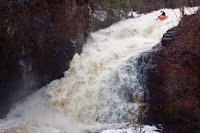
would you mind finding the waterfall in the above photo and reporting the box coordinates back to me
[0,8,198,133]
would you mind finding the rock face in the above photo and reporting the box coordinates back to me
[161,27,177,47]
[138,10,200,132]
[0,0,90,118]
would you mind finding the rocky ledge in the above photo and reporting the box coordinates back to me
[0,0,90,118]
[137,9,200,132]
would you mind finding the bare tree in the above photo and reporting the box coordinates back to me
[129,0,134,18]
[178,0,185,17]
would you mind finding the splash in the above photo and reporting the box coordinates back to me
[0,7,198,133]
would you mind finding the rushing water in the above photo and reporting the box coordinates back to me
[0,8,198,133]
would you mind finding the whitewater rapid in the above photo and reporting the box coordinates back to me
[0,8,198,133]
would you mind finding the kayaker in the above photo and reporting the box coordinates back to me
[157,11,167,20]
[160,11,166,16]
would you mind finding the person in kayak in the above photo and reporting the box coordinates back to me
[157,11,167,20]
[160,11,166,16]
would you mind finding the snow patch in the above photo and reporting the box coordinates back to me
[93,10,108,21]
[102,125,160,133]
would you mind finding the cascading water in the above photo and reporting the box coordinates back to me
[0,8,198,133]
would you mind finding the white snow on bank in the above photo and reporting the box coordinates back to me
[128,11,140,18]
[93,10,108,21]
[102,125,160,133]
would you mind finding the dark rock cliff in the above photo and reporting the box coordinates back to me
[137,10,200,132]
[0,0,90,118]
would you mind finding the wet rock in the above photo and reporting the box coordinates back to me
[161,27,177,47]
[140,10,200,132]
[0,0,90,118]
[0,0,7,11]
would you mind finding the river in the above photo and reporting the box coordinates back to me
[0,7,198,133]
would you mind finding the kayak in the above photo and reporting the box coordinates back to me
[157,15,168,20]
